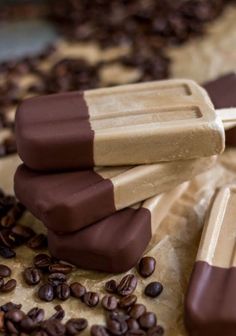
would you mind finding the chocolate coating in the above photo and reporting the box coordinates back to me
[185,261,236,336]
[15,91,94,170]
[48,207,151,273]
[203,73,236,147]
[14,164,115,233]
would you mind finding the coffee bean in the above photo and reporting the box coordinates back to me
[20,316,35,332]
[5,319,18,334]
[91,325,110,336]
[147,325,164,336]
[117,274,137,296]
[144,282,163,298]
[70,282,86,298]
[11,224,34,244]
[108,311,129,323]
[0,279,16,292]
[23,267,41,285]
[127,318,140,331]
[1,214,15,228]
[0,245,15,258]
[48,272,66,286]
[41,319,65,336]
[107,318,128,335]
[119,295,137,309]
[105,279,117,293]
[0,264,11,277]
[66,318,88,334]
[38,283,54,302]
[138,257,156,278]
[139,312,157,329]
[83,292,99,307]
[34,253,52,270]
[5,308,25,322]
[27,307,45,323]
[27,233,47,250]
[102,295,118,311]
[49,305,65,321]
[49,263,73,274]
[56,283,70,300]
[129,304,146,320]
[1,302,22,312]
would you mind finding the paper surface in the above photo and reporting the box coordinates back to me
[1,5,236,335]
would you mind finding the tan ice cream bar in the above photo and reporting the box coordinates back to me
[48,182,189,273]
[14,156,215,233]
[185,185,236,336]
[16,79,224,170]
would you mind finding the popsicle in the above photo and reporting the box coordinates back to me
[15,79,225,170]
[185,185,236,336]
[14,156,216,233]
[203,73,236,146]
[48,182,189,273]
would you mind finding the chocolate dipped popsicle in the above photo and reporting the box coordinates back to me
[48,182,189,273]
[15,79,224,170]
[203,73,236,147]
[14,156,216,233]
[185,185,236,336]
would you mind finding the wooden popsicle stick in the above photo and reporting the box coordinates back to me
[217,108,236,123]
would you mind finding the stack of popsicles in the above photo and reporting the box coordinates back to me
[14,79,228,274]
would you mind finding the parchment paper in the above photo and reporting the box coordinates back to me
[1,5,236,335]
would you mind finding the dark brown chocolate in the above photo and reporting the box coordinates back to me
[14,164,115,233]
[15,91,94,170]
[48,206,151,273]
[203,73,236,147]
[185,261,236,336]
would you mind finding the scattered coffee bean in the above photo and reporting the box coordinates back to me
[119,295,137,309]
[11,224,34,244]
[108,311,129,322]
[83,292,99,307]
[20,316,35,332]
[139,312,157,329]
[105,279,117,294]
[117,274,138,296]
[34,253,52,270]
[27,307,45,323]
[144,282,163,298]
[0,264,11,277]
[0,279,16,293]
[38,283,54,302]
[48,272,66,286]
[23,267,41,285]
[107,317,128,335]
[49,263,73,274]
[70,282,86,299]
[91,325,110,336]
[66,318,88,334]
[56,283,70,300]
[129,304,146,320]
[138,256,156,278]
[147,325,164,336]
[0,245,15,258]
[49,305,65,321]
[102,295,118,311]
[41,319,65,336]
[127,318,140,331]
[27,233,47,250]
[1,302,21,312]
[5,308,25,322]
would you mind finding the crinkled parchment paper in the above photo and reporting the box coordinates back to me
[1,5,236,335]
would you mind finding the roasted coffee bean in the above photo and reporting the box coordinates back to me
[1,214,15,228]
[138,257,156,278]
[48,272,66,286]
[126,330,146,336]
[139,312,157,329]
[117,274,137,296]
[38,283,54,302]
[27,307,45,323]
[5,308,25,322]
[119,295,137,309]
[70,282,86,298]
[129,304,146,320]
[1,302,22,312]
[20,316,35,332]
[0,245,15,258]
[23,267,41,285]
[0,279,16,292]
[127,318,140,331]
[0,230,14,247]
[107,318,128,335]
[27,233,47,250]
[0,264,11,277]
[147,325,164,336]
[56,283,70,300]
[41,319,65,336]
[66,318,88,334]
[83,292,99,307]
[34,253,52,270]
[144,282,163,298]
[5,319,18,334]
[91,325,110,336]
[49,263,73,274]
[102,295,118,311]
[49,305,65,321]
[105,279,117,293]
[11,224,34,243]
